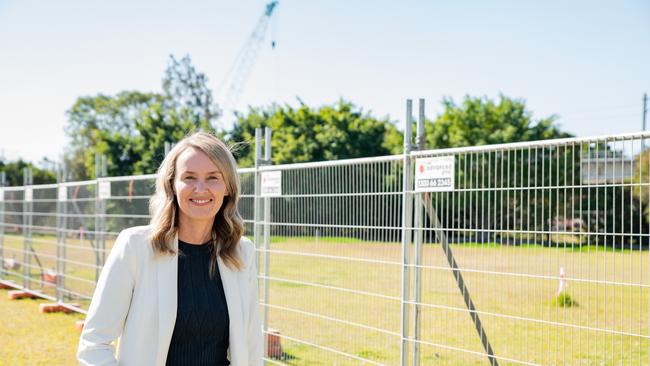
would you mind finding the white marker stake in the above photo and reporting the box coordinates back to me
[557,267,567,295]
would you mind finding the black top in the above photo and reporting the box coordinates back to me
[166,240,230,366]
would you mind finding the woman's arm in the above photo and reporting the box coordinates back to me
[77,229,137,366]
[244,238,264,365]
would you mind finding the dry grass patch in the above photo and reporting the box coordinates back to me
[0,288,84,365]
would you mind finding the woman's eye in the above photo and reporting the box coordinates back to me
[184,176,195,180]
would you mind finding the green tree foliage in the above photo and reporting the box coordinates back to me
[426,95,571,148]
[421,95,578,246]
[228,100,403,239]
[0,158,56,186]
[64,55,217,180]
[91,102,200,177]
[64,91,163,180]
[163,55,220,128]
[228,100,402,167]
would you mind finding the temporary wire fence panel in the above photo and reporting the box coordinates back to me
[67,175,160,305]
[58,180,100,306]
[103,175,156,232]
[25,184,58,296]
[258,156,405,365]
[410,135,649,365]
[1,187,24,283]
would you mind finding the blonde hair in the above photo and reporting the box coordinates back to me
[149,131,244,273]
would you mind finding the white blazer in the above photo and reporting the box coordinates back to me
[77,225,263,366]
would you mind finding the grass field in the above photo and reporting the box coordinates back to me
[262,235,649,365]
[0,288,84,365]
[1,232,648,365]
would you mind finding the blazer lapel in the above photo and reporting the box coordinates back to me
[218,256,246,366]
[155,234,178,366]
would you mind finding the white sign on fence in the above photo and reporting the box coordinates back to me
[98,181,111,199]
[415,156,455,192]
[24,188,33,202]
[261,171,282,197]
[58,186,67,201]
[0,188,4,202]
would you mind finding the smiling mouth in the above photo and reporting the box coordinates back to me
[190,198,213,205]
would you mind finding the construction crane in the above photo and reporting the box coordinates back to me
[217,1,279,128]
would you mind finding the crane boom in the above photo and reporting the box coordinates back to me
[217,1,279,127]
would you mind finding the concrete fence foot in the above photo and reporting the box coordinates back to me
[8,290,38,300]
[267,328,283,359]
[0,281,16,290]
[39,303,80,314]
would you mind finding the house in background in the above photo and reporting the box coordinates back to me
[581,149,636,184]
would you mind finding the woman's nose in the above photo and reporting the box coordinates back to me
[193,180,208,192]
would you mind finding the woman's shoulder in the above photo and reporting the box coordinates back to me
[238,235,254,249]
[117,225,152,243]
[114,225,154,254]
[119,225,152,239]
[238,236,256,262]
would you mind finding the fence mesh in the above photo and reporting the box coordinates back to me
[0,132,648,365]
[259,157,405,365]
[410,136,649,365]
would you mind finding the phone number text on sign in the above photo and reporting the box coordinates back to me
[414,156,455,192]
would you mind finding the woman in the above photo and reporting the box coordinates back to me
[77,132,263,365]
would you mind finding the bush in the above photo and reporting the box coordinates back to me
[552,292,578,307]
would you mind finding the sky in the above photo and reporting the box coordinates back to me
[0,0,648,165]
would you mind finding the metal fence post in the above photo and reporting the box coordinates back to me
[62,164,68,301]
[101,155,107,266]
[56,168,62,301]
[22,168,33,289]
[254,127,263,253]
[262,127,272,359]
[253,127,265,356]
[164,141,172,157]
[22,168,27,288]
[400,99,414,366]
[56,165,67,302]
[94,153,105,281]
[0,172,5,280]
[411,98,425,365]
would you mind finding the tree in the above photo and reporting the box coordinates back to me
[129,102,201,175]
[63,55,218,179]
[420,95,576,246]
[426,94,571,149]
[64,91,163,180]
[162,55,220,131]
[227,100,403,239]
[228,99,402,166]
[0,158,56,186]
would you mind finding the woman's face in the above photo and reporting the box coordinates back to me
[174,147,229,225]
